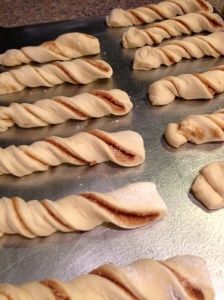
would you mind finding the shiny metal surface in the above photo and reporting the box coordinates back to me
[0,17,224,298]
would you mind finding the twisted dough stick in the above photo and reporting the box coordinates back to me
[0,89,133,132]
[0,129,145,177]
[133,32,224,70]
[106,0,213,27]
[0,256,214,299]
[192,161,224,210]
[0,182,167,238]
[0,32,100,67]
[165,108,224,148]
[122,12,224,48]
[149,65,224,105]
[0,58,113,96]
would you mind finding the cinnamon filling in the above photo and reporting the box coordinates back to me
[41,201,74,230]
[193,74,216,95]
[90,130,135,162]
[12,197,35,236]
[54,62,81,84]
[199,12,224,27]
[195,0,211,11]
[91,90,125,112]
[53,97,88,118]
[160,262,205,300]
[81,193,159,226]
[91,269,140,300]
[40,280,70,300]
[143,4,165,19]
[43,41,65,56]
[84,59,110,72]
[46,138,87,164]
[181,122,205,140]
[0,292,12,300]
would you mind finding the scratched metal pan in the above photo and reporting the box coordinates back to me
[0,14,224,299]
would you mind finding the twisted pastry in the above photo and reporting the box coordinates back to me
[122,12,224,48]
[0,89,133,132]
[0,256,214,299]
[0,58,113,96]
[0,129,145,177]
[149,65,224,105]
[106,0,213,27]
[0,182,167,238]
[0,32,100,67]
[133,32,224,70]
[165,108,224,148]
[192,161,224,210]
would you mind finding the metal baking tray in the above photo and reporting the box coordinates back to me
[0,15,224,298]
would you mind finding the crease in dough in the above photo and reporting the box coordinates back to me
[133,32,224,70]
[122,12,223,48]
[149,64,224,105]
[0,89,133,132]
[192,161,224,210]
[164,107,224,148]
[106,0,213,27]
[0,182,167,238]
[0,32,100,67]
[0,256,215,300]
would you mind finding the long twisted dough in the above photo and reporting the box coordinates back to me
[0,89,133,132]
[0,58,113,95]
[122,12,224,48]
[165,108,224,148]
[0,255,214,299]
[0,129,145,177]
[133,32,224,70]
[192,161,224,210]
[0,32,100,67]
[106,0,213,27]
[149,65,224,105]
[0,182,167,238]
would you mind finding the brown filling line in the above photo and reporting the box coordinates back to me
[46,138,88,164]
[173,19,192,33]
[53,62,81,84]
[91,90,126,112]
[41,201,75,231]
[90,130,136,162]
[12,197,35,236]
[143,4,165,19]
[199,12,224,28]
[43,41,65,56]
[129,10,145,24]
[193,74,216,95]
[160,262,205,300]
[84,59,110,73]
[180,121,205,140]
[81,193,159,226]
[91,269,140,300]
[195,0,211,11]
[40,280,70,300]
[53,97,88,118]
[0,291,12,300]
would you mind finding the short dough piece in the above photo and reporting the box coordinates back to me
[0,89,133,132]
[0,58,113,95]
[165,108,224,148]
[122,12,223,48]
[0,256,215,300]
[0,32,100,67]
[192,161,224,210]
[106,0,213,27]
[0,182,167,238]
[133,32,224,70]
[149,65,224,105]
[0,129,145,177]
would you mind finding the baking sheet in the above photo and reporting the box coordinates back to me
[0,16,224,298]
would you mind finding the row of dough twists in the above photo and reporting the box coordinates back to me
[0,32,100,67]
[0,58,113,95]
[149,64,224,105]
[0,182,167,238]
[106,0,213,27]
[0,89,133,132]
[0,255,214,300]
[122,12,223,48]
[134,32,224,70]
[0,129,145,177]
